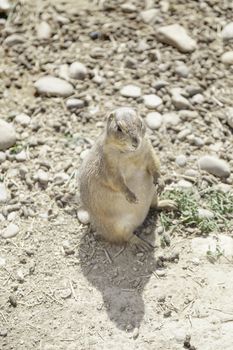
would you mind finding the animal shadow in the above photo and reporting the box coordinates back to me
[78,209,159,331]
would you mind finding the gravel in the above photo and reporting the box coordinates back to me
[0,119,16,151]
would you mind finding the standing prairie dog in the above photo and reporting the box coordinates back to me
[79,107,176,251]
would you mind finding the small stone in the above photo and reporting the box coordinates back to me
[0,328,7,337]
[58,288,72,299]
[176,180,193,188]
[80,149,90,160]
[132,327,139,339]
[175,64,189,77]
[0,151,6,162]
[9,295,17,307]
[191,94,204,104]
[163,310,171,318]
[0,0,10,12]
[121,3,136,13]
[153,80,169,90]
[221,51,233,65]
[145,112,162,130]
[221,22,233,41]
[16,269,25,283]
[143,94,162,109]
[120,85,141,98]
[157,24,196,53]
[1,223,19,238]
[15,150,27,162]
[15,113,31,126]
[155,269,166,277]
[77,209,90,224]
[53,173,69,184]
[34,76,74,97]
[0,119,16,151]
[0,257,6,267]
[0,183,8,203]
[37,169,49,185]
[197,208,214,220]
[69,62,88,80]
[185,85,203,97]
[225,107,233,128]
[37,21,51,40]
[177,129,191,140]
[191,257,200,266]
[58,64,70,81]
[66,98,85,110]
[4,34,25,47]
[198,155,230,178]
[172,93,191,110]
[176,155,187,167]
[185,169,199,178]
[163,112,180,126]
[140,9,158,24]
[62,240,75,255]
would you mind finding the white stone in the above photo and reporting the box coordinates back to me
[197,208,214,220]
[192,235,233,259]
[37,169,49,185]
[0,256,6,266]
[1,223,19,238]
[58,64,70,81]
[77,209,90,224]
[66,98,85,109]
[145,112,162,130]
[0,151,6,162]
[69,62,87,80]
[225,107,233,128]
[120,85,141,98]
[143,94,162,109]
[4,34,25,46]
[172,93,191,110]
[0,119,16,151]
[221,51,233,65]
[175,155,187,167]
[221,22,233,40]
[175,64,189,77]
[176,179,193,188]
[140,9,158,24]
[37,21,51,40]
[163,112,180,126]
[34,76,74,97]
[80,149,90,160]
[198,155,230,178]
[0,0,11,12]
[121,3,136,13]
[0,183,8,203]
[54,172,69,184]
[15,113,31,126]
[157,24,196,53]
[15,150,27,162]
[191,93,204,104]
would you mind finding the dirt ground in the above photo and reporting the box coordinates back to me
[0,0,233,349]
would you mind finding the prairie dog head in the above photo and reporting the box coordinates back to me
[105,107,146,152]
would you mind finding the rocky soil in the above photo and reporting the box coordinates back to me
[0,0,233,349]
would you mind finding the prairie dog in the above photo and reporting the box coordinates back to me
[79,107,175,250]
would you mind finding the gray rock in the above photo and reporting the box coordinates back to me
[69,62,87,80]
[0,0,11,12]
[15,113,31,126]
[77,209,90,224]
[221,51,233,65]
[145,112,162,130]
[1,223,19,238]
[120,85,141,98]
[225,107,233,128]
[0,183,8,203]
[221,22,233,41]
[175,64,189,77]
[157,24,196,53]
[143,94,162,109]
[37,21,51,40]
[0,151,6,163]
[4,34,25,46]
[34,76,74,97]
[197,208,214,220]
[175,155,187,167]
[163,112,180,126]
[198,155,230,178]
[66,98,85,110]
[37,169,49,185]
[185,85,203,97]
[0,119,16,151]
[171,93,191,110]
[15,150,27,162]
[140,9,158,24]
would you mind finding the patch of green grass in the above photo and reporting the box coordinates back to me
[9,144,23,154]
[160,189,233,234]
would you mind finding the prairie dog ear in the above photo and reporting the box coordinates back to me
[106,111,115,127]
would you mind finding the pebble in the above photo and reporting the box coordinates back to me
[0,151,6,162]
[221,51,233,65]
[143,94,162,109]
[37,21,51,40]
[53,172,69,184]
[155,269,166,277]
[66,98,85,110]
[197,208,214,220]
[69,62,88,80]
[15,150,27,162]
[0,328,7,337]
[15,113,31,126]
[185,169,199,178]
[121,3,136,13]
[34,76,74,97]
[191,257,200,266]
[145,112,162,130]
[77,209,90,224]
[120,85,141,98]
[4,34,25,47]
[140,9,158,24]
[0,0,10,12]
[221,22,233,40]
[0,183,8,203]
[58,64,70,81]
[0,257,6,267]
[186,85,203,97]
[175,155,187,167]
[225,107,233,128]
[157,24,196,53]
[192,235,233,259]
[132,327,139,339]
[37,169,49,185]
[171,93,191,110]
[176,179,193,188]
[58,288,72,299]
[175,64,189,78]
[1,223,19,239]
[80,149,90,160]
[0,119,16,151]
[191,93,204,104]
[163,112,180,126]
[198,155,230,178]
[16,269,25,283]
